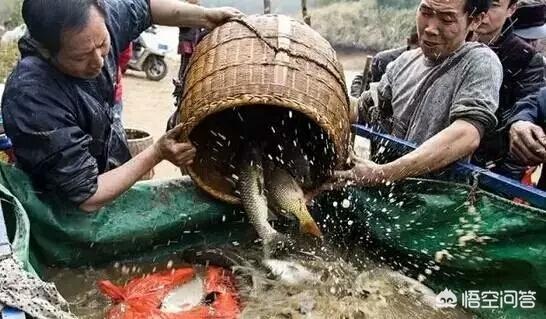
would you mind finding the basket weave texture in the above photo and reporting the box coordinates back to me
[179,15,351,204]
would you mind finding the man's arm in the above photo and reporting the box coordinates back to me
[334,120,481,184]
[507,88,546,127]
[381,120,481,181]
[150,0,241,30]
[79,125,195,212]
[79,146,161,212]
[107,0,241,55]
[507,88,546,166]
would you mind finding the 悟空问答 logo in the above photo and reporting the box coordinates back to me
[436,289,458,308]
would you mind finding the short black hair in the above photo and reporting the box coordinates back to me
[22,0,107,55]
[509,0,519,7]
[464,0,493,16]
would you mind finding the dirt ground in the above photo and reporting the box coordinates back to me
[121,58,181,179]
[121,52,367,179]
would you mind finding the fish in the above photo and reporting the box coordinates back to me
[238,144,280,245]
[160,275,204,313]
[264,166,322,238]
[262,259,318,285]
[237,142,322,246]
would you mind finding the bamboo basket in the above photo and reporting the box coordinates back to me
[125,128,154,180]
[178,15,351,204]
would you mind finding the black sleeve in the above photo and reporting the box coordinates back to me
[2,86,99,205]
[503,54,546,127]
[104,0,152,54]
[511,53,546,107]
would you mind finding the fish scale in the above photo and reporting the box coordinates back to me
[238,146,279,243]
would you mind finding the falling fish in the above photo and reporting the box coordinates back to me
[237,142,322,247]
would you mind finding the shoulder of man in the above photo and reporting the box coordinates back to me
[496,34,537,74]
[2,57,73,120]
[462,42,502,71]
[101,0,152,53]
[3,56,65,98]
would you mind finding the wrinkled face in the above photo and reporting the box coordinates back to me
[417,0,481,60]
[54,6,111,79]
[476,0,516,41]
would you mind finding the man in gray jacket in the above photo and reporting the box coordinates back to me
[335,0,502,186]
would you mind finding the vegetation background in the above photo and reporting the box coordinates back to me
[0,0,419,80]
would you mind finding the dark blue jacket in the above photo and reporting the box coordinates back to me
[1,0,151,204]
[508,88,546,126]
[507,88,546,189]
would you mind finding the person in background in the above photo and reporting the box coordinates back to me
[350,28,419,98]
[512,1,546,49]
[173,0,204,103]
[506,88,546,189]
[471,0,545,181]
[1,0,241,212]
[168,0,205,131]
[334,0,502,187]
[113,43,133,120]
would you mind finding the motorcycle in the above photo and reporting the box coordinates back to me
[128,26,169,81]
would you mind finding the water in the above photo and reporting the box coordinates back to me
[44,238,474,319]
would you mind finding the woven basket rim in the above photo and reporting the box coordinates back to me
[182,95,350,205]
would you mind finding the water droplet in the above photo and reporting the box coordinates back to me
[341,199,350,208]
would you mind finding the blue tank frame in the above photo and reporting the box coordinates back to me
[355,124,546,210]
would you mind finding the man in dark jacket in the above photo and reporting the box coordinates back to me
[507,88,546,189]
[472,0,546,180]
[1,0,240,212]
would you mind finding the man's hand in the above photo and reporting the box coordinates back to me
[154,124,196,167]
[333,155,386,186]
[509,120,546,166]
[203,7,243,29]
[304,155,385,203]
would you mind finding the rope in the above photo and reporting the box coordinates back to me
[227,16,351,107]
